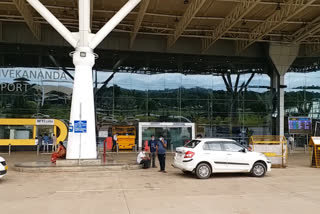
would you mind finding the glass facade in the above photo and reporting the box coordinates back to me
[0,66,273,144]
[1,46,319,147]
[284,70,320,146]
[285,70,320,119]
[96,72,273,139]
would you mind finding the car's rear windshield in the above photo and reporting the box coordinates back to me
[184,140,201,148]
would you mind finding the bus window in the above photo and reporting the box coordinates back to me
[0,125,34,139]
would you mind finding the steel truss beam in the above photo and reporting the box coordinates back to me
[130,0,150,48]
[2,15,320,44]
[13,0,41,40]
[167,0,207,49]
[236,0,316,54]
[1,1,320,25]
[202,0,260,52]
[291,16,320,43]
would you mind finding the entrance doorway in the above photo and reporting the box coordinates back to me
[138,122,195,150]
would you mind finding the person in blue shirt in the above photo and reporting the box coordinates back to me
[148,135,157,168]
[43,133,49,152]
[156,136,167,173]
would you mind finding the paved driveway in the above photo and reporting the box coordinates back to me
[1,152,319,214]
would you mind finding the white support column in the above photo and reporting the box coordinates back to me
[67,0,96,159]
[79,0,91,46]
[27,0,141,159]
[67,48,97,159]
[269,43,299,137]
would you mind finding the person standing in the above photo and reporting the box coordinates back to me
[148,135,157,168]
[288,135,295,151]
[38,134,43,152]
[156,136,167,173]
[43,133,49,152]
[52,134,57,152]
[113,133,118,152]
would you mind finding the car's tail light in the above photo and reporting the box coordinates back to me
[184,151,195,158]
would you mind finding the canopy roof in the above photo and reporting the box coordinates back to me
[1,0,320,55]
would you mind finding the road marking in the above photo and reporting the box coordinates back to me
[55,187,161,193]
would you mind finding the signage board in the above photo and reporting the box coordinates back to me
[74,120,87,133]
[312,137,320,145]
[36,119,54,126]
[288,117,312,134]
[99,131,108,138]
[69,122,73,133]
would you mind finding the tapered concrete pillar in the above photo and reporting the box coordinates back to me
[269,43,299,136]
[67,48,96,159]
[27,0,141,159]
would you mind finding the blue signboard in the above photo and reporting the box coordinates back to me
[69,122,73,132]
[74,120,87,133]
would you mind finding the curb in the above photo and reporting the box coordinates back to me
[13,163,141,173]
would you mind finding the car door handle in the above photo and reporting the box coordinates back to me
[227,154,232,155]
[204,153,210,155]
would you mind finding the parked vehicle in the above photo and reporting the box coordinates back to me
[0,156,7,179]
[173,138,271,179]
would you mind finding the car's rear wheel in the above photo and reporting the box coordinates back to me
[195,163,211,179]
[251,162,266,177]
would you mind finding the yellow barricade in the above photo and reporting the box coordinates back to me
[250,135,288,168]
[309,137,320,168]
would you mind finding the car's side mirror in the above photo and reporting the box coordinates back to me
[240,148,246,153]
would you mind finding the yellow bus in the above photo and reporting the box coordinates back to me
[0,118,68,146]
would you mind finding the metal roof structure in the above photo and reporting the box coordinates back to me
[1,0,320,56]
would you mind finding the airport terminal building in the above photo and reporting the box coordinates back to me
[1,0,320,148]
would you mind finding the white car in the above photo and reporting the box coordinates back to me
[173,138,271,179]
[0,156,7,179]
